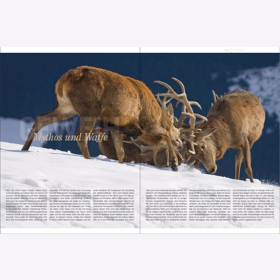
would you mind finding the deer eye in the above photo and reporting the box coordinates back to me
[201,145,205,151]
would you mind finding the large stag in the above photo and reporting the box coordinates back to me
[22,66,188,171]
[99,78,207,167]
[187,90,265,183]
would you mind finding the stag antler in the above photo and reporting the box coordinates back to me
[123,78,207,166]
[154,77,207,154]
[211,90,224,107]
[156,94,173,115]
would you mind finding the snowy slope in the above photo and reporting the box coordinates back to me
[1,142,279,230]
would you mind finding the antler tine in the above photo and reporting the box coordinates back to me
[172,77,185,93]
[195,119,206,125]
[177,111,195,128]
[187,139,197,146]
[180,132,199,144]
[189,101,202,110]
[154,80,177,97]
[176,100,202,111]
[194,114,208,121]
[212,90,217,103]
[175,149,184,161]
[156,94,172,112]
[164,147,170,166]
[156,95,165,110]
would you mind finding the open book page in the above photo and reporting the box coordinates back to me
[1,48,279,233]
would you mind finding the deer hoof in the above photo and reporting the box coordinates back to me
[170,160,178,172]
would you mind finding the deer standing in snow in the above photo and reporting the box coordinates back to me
[187,90,265,183]
[22,66,189,171]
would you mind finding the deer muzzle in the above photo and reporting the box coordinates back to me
[209,165,217,174]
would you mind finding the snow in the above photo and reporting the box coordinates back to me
[228,63,280,122]
[1,142,279,231]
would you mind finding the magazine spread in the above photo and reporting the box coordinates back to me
[1,47,279,233]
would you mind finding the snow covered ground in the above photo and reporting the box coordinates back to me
[1,142,279,232]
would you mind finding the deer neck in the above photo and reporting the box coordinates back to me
[160,110,173,130]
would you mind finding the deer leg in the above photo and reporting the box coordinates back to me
[235,149,243,180]
[187,158,196,167]
[164,135,178,171]
[76,117,96,159]
[111,131,125,163]
[22,106,75,151]
[194,160,200,169]
[241,138,254,183]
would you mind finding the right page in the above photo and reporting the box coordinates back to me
[139,48,279,233]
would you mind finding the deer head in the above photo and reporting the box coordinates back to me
[124,78,207,168]
[188,128,218,173]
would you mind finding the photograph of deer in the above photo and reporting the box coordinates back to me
[99,77,207,167]
[187,89,265,183]
[103,78,266,183]
[22,66,188,171]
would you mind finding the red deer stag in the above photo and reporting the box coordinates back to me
[187,89,265,183]
[99,78,207,167]
[22,66,185,171]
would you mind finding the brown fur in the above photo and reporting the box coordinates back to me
[22,66,181,170]
[99,133,169,166]
[191,90,265,182]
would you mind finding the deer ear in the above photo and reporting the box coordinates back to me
[199,128,218,139]
[166,103,174,117]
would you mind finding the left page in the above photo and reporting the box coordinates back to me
[0,49,141,233]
